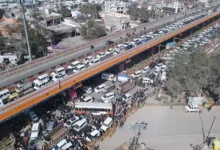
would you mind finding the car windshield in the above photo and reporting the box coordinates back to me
[66,121,71,125]
[75,125,80,129]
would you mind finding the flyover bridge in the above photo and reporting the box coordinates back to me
[0,11,220,123]
[0,6,218,89]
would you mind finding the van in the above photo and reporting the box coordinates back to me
[89,58,100,66]
[38,74,49,83]
[73,64,86,73]
[101,73,115,81]
[101,92,115,103]
[52,139,68,150]
[68,61,81,70]
[142,77,153,84]
[0,89,10,104]
[61,142,72,150]
[51,67,66,81]
[86,130,100,142]
[100,117,113,131]
[30,123,40,140]
[46,121,55,133]
[73,118,88,132]
[101,84,115,94]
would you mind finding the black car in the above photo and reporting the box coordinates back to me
[105,40,114,46]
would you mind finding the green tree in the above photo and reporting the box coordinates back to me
[80,4,102,19]
[127,4,149,23]
[166,50,210,97]
[0,34,5,54]
[127,3,140,21]
[140,8,149,23]
[80,20,106,40]
[0,9,4,19]
[58,6,72,18]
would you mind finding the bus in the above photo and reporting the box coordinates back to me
[74,102,113,115]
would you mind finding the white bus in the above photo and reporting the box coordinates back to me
[74,102,113,115]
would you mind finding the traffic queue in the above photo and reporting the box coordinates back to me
[0,11,210,109]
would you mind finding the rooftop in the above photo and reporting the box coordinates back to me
[47,24,76,34]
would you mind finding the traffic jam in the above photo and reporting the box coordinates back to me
[6,16,220,150]
[0,11,211,109]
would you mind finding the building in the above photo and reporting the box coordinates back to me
[104,0,128,14]
[103,12,130,31]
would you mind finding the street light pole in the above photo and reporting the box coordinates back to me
[20,0,32,61]
[129,122,148,150]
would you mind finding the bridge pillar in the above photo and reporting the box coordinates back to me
[119,63,125,71]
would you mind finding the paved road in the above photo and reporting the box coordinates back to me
[100,106,220,150]
[0,6,216,88]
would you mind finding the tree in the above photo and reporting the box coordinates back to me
[0,9,4,19]
[80,20,106,40]
[166,50,210,97]
[0,34,5,54]
[127,4,149,23]
[79,4,102,19]
[140,8,149,23]
[58,6,72,18]
[127,3,140,21]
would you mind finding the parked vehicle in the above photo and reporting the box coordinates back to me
[122,93,132,102]
[116,79,136,94]
[30,123,41,141]
[86,130,100,142]
[28,110,39,122]
[67,61,81,71]
[73,118,88,132]
[131,70,142,78]
[101,84,115,94]
[100,117,113,132]
[64,116,80,128]
[0,89,10,107]
[82,86,93,94]
[101,92,115,103]
[33,74,50,90]
[184,105,199,112]
[94,84,106,93]
[101,73,115,81]
[15,81,35,97]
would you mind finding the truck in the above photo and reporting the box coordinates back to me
[116,79,136,95]
[15,81,35,97]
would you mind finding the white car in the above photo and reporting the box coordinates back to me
[154,70,160,76]
[83,56,94,64]
[131,70,142,78]
[94,84,106,93]
[64,116,80,128]
[184,106,199,112]
[88,58,100,66]
[82,86,93,94]
[122,93,132,102]
[106,48,114,55]
[67,61,81,70]
[101,92,115,103]
[142,66,150,74]
[96,52,106,59]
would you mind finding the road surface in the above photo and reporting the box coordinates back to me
[100,106,220,150]
[0,6,217,88]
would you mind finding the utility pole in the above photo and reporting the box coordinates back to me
[129,122,148,150]
[20,0,32,61]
